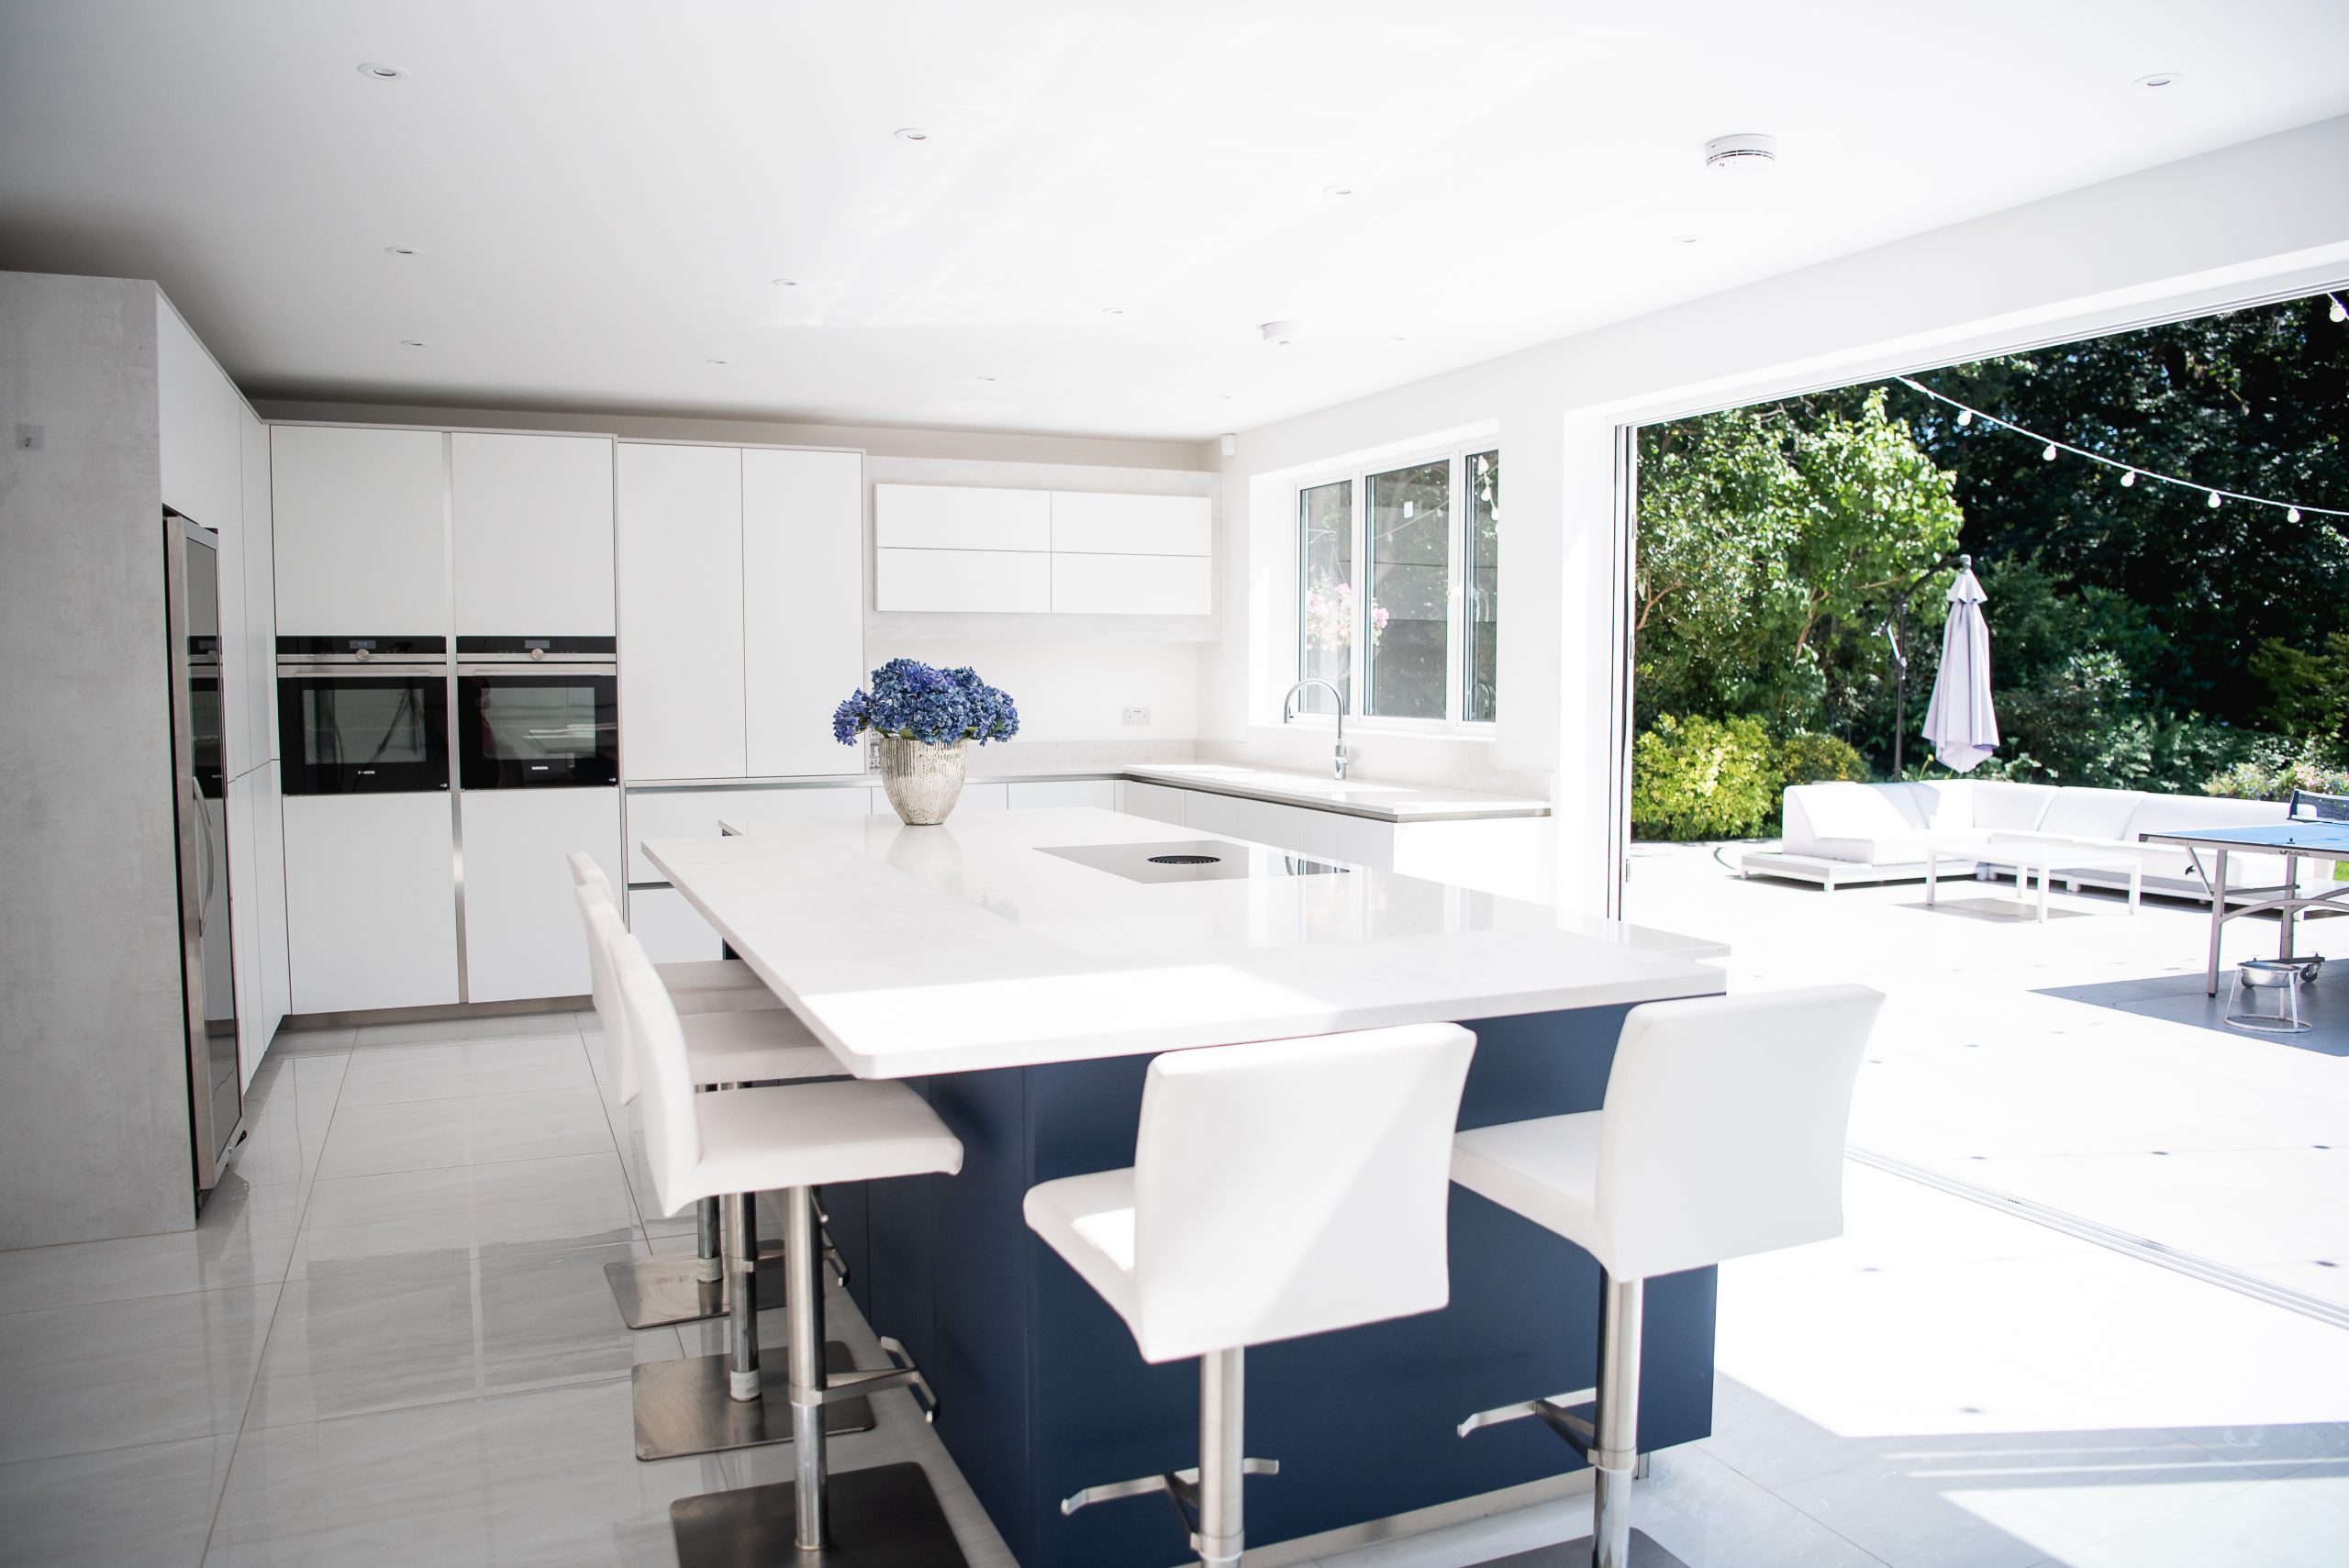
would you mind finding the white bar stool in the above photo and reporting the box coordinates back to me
[569,851,782,1014]
[608,930,972,1568]
[1024,1023,1476,1568]
[1452,984,1882,1568]
[578,887,867,1462]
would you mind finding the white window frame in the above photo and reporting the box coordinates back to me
[1293,440,1497,734]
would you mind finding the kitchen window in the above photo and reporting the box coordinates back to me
[1295,446,1498,726]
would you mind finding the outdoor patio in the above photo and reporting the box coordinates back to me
[1631,840,2349,1315]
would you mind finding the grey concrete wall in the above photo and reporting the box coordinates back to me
[1,271,195,1245]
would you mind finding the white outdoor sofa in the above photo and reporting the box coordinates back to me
[1739,780,2325,903]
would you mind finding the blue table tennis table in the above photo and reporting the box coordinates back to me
[2140,822,2349,995]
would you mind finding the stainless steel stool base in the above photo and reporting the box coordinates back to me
[1483,1529,1688,1566]
[604,1251,788,1331]
[631,1341,873,1461]
[670,1461,968,1568]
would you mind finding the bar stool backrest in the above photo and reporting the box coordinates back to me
[612,926,703,1218]
[572,881,643,1104]
[566,849,618,903]
[1595,985,1881,1281]
[1128,1023,1476,1363]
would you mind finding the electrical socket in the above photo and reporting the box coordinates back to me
[1121,706,1151,727]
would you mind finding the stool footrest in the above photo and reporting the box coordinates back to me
[1060,1458,1280,1525]
[1457,1386,1598,1455]
[818,1336,937,1422]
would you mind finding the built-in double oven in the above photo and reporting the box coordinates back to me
[278,637,452,795]
[453,638,618,789]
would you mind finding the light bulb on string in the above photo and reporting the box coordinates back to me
[1955,408,1973,427]
[2207,491,2222,509]
[2042,442,2058,461]
[2121,471,2136,487]
[2331,295,2348,324]
[2288,506,2303,523]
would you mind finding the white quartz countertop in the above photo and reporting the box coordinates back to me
[1122,762,1550,823]
[648,807,1722,1079]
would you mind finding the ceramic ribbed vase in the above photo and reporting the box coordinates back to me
[875,736,968,825]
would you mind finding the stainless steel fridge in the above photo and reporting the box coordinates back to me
[166,510,243,1195]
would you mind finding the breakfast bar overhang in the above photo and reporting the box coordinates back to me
[646,808,1731,1568]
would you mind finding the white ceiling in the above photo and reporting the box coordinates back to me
[5,1,2347,440]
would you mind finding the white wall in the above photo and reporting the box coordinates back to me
[864,638,1197,745]
[1215,114,2349,916]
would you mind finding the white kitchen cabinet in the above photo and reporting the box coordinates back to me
[225,772,262,1090]
[452,432,616,637]
[1008,780,1118,810]
[157,296,244,534]
[625,783,871,882]
[1180,789,1244,837]
[213,467,252,782]
[626,885,723,963]
[1235,798,1391,867]
[957,783,1010,810]
[1049,492,1212,556]
[255,762,291,1033]
[239,407,277,768]
[1116,780,1186,824]
[272,427,451,636]
[616,442,746,782]
[1051,551,1212,616]
[460,788,622,1003]
[874,484,1050,550]
[282,792,459,1014]
[874,547,1051,613]
[743,448,863,778]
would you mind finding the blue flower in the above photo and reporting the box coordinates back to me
[831,660,1019,746]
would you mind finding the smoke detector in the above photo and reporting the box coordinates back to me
[1260,320,1301,346]
[1704,134,1779,174]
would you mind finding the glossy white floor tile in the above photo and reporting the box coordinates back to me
[4,1003,2340,1567]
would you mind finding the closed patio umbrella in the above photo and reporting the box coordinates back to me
[1922,559,1998,773]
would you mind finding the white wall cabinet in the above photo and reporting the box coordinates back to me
[874,547,1051,613]
[157,298,244,534]
[452,432,616,637]
[1051,552,1212,616]
[272,426,451,636]
[460,788,622,1003]
[616,442,746,782]
[1048,492,1212,556]
[283,792,459,1014]
[743,448,863,777]
[874,484,1049,550]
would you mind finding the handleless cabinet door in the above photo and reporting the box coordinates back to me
[157,295,244,533]
[616,443,746,782]
[271,426,451,637]
[452,432,616,637]
[461,788,622,1003]
[240,408,278,767]
[282,792,459,1014]
[256,762,291,1034]
[743,448,863,777]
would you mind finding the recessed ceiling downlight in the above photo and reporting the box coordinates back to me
[357,61,406,80]
[1260,321,1301,346]
[772,277,800,286]
[1703,133,1778,174]
[2134,71,2183,88]
[894,127,930,142]
[398,339,427,348]
[384,245,417,256]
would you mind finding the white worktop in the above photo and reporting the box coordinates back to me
[1123,762,1550,823]
[647,806,1722,1078]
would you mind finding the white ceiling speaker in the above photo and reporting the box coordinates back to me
[1704,134,1779,175]
[1260,320,1301,346]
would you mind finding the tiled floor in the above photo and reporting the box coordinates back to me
[1,1006,2343,1566]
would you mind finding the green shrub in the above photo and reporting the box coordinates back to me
[1631,714,1779,841]
[2202,746,2349,802]
[1779,731,1868,790]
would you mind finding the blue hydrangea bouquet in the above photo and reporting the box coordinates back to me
[833,659,1019,824]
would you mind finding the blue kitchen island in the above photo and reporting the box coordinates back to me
[651,809,1729,1567]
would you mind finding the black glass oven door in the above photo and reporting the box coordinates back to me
[278,672,451,794]
[457,673,618,788]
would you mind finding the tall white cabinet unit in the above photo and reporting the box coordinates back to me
[270,426,450,635]
[452,432,616,636]
[615,441,863,783]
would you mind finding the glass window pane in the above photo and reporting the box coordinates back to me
[1297,479,1353,714]
[1465,449,1499,723]
[1367,460,1450,719]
